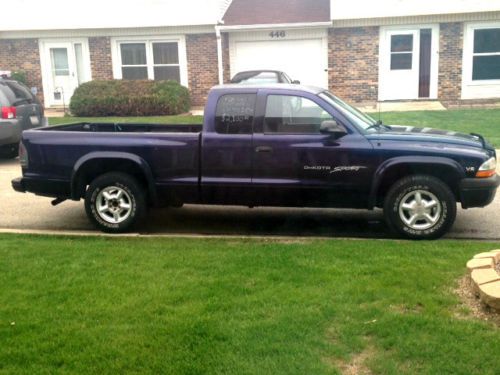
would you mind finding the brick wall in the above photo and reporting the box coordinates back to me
[186,33,220,107]
[89,37,113,80]
[0,38,44,104]
[438,22,463,105]
[328,27,379,103]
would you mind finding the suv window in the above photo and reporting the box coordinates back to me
[4,81,34,104]
[215,94,256,134]
[263,95,333,134]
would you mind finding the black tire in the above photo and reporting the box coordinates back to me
[383,175,457,240]
[84,172,146,233]
[0,144,18,159]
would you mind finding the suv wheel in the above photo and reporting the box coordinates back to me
[1,144,18,159]
[384,175,456,240]
[84,172,146,233]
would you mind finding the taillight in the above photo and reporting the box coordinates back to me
[19,141,28,167]
[1,106,16,119]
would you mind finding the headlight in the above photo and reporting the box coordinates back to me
[476,157,496,178]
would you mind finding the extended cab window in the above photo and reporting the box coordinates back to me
[263,95,333,134]
[215,94,256,134]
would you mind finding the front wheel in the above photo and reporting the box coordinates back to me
[84,172,146,233]
[383,175,457,240]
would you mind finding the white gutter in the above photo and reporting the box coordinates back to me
[217,21,332,32]
[215,25,224,85]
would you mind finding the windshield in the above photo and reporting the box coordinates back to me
[319,91,379,131]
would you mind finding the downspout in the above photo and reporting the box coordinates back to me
[215,24,224,85]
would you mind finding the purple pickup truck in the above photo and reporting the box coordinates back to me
[12,84,499,239]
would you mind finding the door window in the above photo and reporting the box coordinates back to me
[50,48,70,76]
[263,95,333,134]
[215,94,256,134]
[390,34,413,70]
[472,28,500,80]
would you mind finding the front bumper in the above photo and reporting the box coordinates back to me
[459,174,500,208]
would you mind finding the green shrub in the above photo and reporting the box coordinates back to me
[69,80,191,116]
[10,71,27,85]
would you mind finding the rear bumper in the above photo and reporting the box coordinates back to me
[459,174,500,208]
[0,119,20,145]
[12,176,71,198]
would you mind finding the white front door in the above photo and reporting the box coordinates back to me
[379,26,439,101]
[40,40,91,107]
[379,30,420,100]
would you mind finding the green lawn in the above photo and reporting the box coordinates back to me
[49,108,500,148]
[1,235,499,374]
[377,108,500,148]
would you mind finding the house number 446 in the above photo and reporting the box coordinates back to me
[269,31,286,38]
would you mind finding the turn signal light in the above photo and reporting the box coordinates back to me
[476,157,497,178]
[1,106,16,119]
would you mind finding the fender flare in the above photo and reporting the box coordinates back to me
[368,156,465,209]
[70,152,157,204]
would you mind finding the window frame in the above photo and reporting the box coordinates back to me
[463,23,500,86]
[111,35,188,87]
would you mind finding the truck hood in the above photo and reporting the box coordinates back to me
[367,125,486,149]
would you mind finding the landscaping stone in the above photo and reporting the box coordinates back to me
[478,281,500,311]
[473,252,500,262]
[470,269,500,294]
[466,258,494,273]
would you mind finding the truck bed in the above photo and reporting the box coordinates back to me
[38,122,203,133]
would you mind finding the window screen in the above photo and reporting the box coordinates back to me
[215,94,256,134]
[390,34,413,70]
[472,28,500,81]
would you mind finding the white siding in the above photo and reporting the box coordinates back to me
[0,0,222,31]
[331,0,500,21]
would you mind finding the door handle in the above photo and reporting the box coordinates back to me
[255,146,273,153]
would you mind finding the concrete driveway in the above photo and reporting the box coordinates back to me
[1,157,499,239]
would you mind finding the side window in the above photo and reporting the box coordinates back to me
[215,94,256,134]
[263,95,333,134]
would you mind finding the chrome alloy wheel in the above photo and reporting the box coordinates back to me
[95,186,133,224]
[398,190,442,230]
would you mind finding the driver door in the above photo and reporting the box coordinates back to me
[251,91,373,208]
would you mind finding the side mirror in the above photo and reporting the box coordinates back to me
[291,80,300,84]
[320,120,347,137]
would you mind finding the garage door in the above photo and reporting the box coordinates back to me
[232,39,328,88]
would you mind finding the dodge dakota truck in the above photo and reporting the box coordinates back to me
[12,84,499,239]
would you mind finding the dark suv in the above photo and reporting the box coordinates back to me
[0,78,46,158]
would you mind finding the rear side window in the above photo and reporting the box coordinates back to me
[4,81,34,104]
[215,94,256,134]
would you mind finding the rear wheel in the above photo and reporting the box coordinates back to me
[383,175,456,240]
[84,172,146,233]
[0,143,18,159]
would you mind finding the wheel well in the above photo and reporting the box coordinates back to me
[73,159,149,200]
[375,164,461,207]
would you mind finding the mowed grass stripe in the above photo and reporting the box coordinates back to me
[0,235,499,374]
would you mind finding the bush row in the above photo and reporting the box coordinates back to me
[69,80,190,117]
